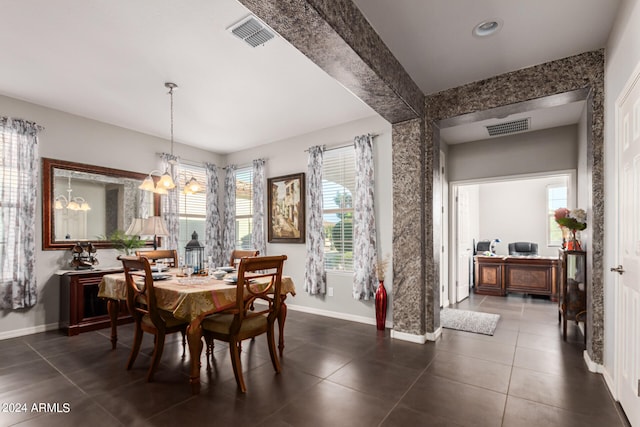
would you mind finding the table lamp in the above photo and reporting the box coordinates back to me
[141,216,170,250]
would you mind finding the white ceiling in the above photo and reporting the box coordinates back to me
[0,0,621,152]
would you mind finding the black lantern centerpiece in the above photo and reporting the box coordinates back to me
[184,231,204,274]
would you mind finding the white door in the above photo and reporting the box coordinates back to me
[615,64,640,426]
[440,150,449,307]
[456,186,472,302]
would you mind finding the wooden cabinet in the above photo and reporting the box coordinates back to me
[558,250,587,342]
[504,257,557,301]
[475,256,504,296]
[59,268,131,336]
[474,256,558,300]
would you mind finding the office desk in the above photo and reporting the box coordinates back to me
[474,255,558,301]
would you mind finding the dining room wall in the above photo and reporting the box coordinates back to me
[224,114,394,326]
[0,93,224,338]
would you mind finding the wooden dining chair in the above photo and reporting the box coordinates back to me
[202,254,287,392]
[119,255,188,382]
[229,249,259,268]
[135,249,178,267]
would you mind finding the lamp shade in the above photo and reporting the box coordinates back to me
[157,172,176,190]
[139,176,156,192]
[125,218,145,236]
[141,216,170,237]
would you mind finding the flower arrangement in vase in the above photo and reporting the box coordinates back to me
[554,208,587,250]
[375,254,390,331]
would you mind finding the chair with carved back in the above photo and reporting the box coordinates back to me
[202,254,287,392]
[119,255,188,382]
[135,249,179,267]
[229,249,259,269]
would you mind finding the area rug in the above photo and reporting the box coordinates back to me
[441,308,500,336]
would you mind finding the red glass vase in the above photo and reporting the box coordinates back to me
[375,280,387,331]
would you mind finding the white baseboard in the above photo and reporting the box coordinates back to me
[426,327,442,341]
[285,303,393,329]
[391,329,427,344]
[602,367,617,400]
[0,322,60,340]
[583,350,604,373]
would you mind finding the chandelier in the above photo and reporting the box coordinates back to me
[54,176,91,211]
[139,82,178,193]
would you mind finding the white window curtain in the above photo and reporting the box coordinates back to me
[160,153,179,250]
[353,134,377,300]
[222,165,237,263]
[205,162,223,266]
[0,117,41,309]
[305,145,326,294]
[252,159,266,256]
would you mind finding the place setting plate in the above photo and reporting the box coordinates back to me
[152,273,172,281]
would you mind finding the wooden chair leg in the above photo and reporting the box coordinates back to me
[204,334,213,370]
[147,332,166,382]
[266,327,281,374]
[229,340,246,393]
[127,322,144,370]
[180,330,186,358]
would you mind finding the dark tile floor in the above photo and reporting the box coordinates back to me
[0,293,631,426]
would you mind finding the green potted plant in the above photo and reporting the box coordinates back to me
[101,230,146,255]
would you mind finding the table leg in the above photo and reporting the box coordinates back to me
[106,299,119,350]
[278,296,288,357]
[187,319,204,395]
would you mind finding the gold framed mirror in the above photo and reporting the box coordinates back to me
[42,158,160,250]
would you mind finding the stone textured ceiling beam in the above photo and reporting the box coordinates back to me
[238,0,424,124]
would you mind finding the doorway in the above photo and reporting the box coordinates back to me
[449,172,575,304]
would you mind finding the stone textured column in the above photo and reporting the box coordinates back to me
[392,119,426,335]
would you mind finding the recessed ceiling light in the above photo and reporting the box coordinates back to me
[473,19,503,38]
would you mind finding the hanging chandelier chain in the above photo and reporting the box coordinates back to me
[165,82,178,157]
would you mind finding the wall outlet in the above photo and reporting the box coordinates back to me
[328,287,334,297]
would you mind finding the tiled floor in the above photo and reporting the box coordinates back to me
[0,293,631,426]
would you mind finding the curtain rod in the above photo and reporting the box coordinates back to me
[304,133,380,152]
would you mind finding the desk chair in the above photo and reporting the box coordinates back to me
[508,242,538,256]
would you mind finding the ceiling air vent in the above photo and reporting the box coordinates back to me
[228,15,275,48]
[486,118,530,136]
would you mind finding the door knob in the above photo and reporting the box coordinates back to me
[610,265,625,275]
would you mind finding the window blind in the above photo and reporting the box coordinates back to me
[322,146,355,271]
[178,164,207,252]
[235,166,253,249]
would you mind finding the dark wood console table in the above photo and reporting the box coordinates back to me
[58,268,132,339]
[474,255,558,301]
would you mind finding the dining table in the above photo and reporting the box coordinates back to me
[97,269,296,393]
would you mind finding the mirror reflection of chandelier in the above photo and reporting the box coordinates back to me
[54,176,91,211]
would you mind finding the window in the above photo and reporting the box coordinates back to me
[0,129,18,283]
[235,166,253,249]
[547,184,568,246]
[178,164,207,256]
[323,147,355,271]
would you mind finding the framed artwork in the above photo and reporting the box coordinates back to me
[267,173,305,243]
